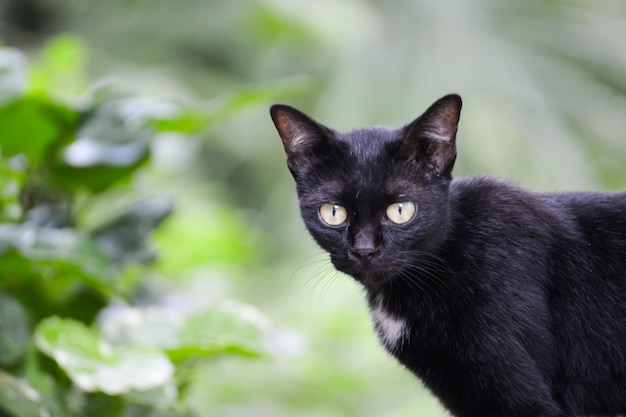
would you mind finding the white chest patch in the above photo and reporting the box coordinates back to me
[369,297,408,351]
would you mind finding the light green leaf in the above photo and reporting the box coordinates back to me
[0,371,44,417]
[153,107,209,134]
[30,35,88,98]
[123,383,178,410]
[0,98,77,164]
[172,302,266,360]
[35,317,174,395]
[0,159,24,222]
[202,77,309,124]
[99,301,269,362]
[99,304,181,349]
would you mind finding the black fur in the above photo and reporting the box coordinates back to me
[270,95,626,417]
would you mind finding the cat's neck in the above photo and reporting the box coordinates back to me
[363,216,475,317]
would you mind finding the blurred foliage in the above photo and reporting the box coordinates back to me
[1,1,626,417]
[0,40,294,417]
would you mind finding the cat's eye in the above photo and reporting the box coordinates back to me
[386,202,416,224]
[319,204,348,226]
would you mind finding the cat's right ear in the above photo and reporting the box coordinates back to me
[400,94,462,177]
[270,104,335,176]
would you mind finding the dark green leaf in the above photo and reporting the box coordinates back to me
[50,162,146,193]
[0,291,29,365]
[92,195,174,266]
[0,224,114,296]
[51,99,155,192]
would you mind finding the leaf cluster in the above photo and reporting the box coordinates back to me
[0,39,284,417]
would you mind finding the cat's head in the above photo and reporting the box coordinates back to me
[270,95,461,288]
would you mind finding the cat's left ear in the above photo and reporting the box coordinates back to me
[270,104,335,176]
[401,94,462,177]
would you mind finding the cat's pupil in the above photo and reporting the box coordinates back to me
[319,203,348,226]
[386,201,416,224]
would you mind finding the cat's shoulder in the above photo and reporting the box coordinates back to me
[451,175,522,193]
[448,176,564,227]
[450,175,538,205]
[450,175,626,220]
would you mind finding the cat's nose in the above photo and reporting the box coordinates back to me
[351,228,379,262]
[351,247,378,262]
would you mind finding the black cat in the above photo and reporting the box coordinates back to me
[270,95,626,417]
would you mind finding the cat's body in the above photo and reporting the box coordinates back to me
[270,95,626,417]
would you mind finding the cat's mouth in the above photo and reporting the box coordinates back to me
[331,256,396,287]
[353,272,385,287]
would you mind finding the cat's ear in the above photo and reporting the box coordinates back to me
[400,94,462,177]
[270,104,335,175]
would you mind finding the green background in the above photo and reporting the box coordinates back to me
[1,1,626,416]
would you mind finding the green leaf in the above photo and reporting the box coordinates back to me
[122,383,177,410]
[51,162,145,193]
[99,304,181,350]
[171,303,266,361]
[23,352,76,417]
[0,97,77,165]
[99,301,268,363]
[0,158,25,222]
[30,35,88,98]
[35,317,174,395]
[203,77,309,125]
[92,195,174,267]
[0,224,114,296]
[0,371,44,417]
[65,391,124,417]
[154,77,309,134]
[52,99,155,192]
[0,291,29,365]
[153,107,209,134]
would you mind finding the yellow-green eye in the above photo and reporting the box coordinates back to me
[386,202,416,224]
[319,204,348,226]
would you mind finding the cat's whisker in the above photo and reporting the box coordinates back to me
[317,268,344,306]
[403,250,470,298]
[396,270,428,299]
[405,264,454,298]
[290,252,333,292]
[299,262,341,309]
[302,264,333,295]
[397,266,445,305]
[394,254,467,304]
